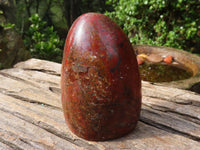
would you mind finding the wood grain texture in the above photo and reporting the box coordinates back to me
[0,58,200,150]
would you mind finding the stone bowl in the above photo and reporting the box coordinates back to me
[133,45,200,93]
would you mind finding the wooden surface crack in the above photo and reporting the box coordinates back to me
[1,59,200,149]
[0,71,41,88]
[140,107,200,141]
[143,102,200,121]
[49,86,61,95]
[7,93,61,110]
[140,117,200,142]
[0,107,100,150]
[0,136,24,150]
[172,93,200,106]
[23,68,61,76]
[145,95,193,105]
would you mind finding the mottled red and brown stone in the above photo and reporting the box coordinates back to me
[61,13,141,141]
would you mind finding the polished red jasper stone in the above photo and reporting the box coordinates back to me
[61,13,141,141]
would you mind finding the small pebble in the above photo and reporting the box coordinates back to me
[164,56,173,64]
[137,56,144,65]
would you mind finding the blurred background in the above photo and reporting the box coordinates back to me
[0,0,199,69]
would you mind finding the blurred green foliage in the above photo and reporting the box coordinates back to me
[2,0,200,63]
[0,23,15,29]
[14,0,111,62]
[24,14,63,62]
[105,0,200,52]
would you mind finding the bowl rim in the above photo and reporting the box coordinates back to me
[133,44,200,90]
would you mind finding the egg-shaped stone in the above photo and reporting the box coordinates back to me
[61,13,141,141]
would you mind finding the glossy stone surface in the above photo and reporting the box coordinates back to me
[61,13,141,141]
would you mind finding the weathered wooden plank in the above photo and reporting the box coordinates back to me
[14,58,61,75]
[0,93,98,150]
[0,58,200,149]
[13,59,200,107]
[3,59,200,110]
[0,88,200,149]
[0,110,82,150]
[89,122,200,150]
[141,105,200,140]
[142,81,200,106]
[1,92,200,150]
[0,73,61,108]
[142,96,200,121]
[1,71,199,123]
[1,68,60,88]
[0,141,13,150]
